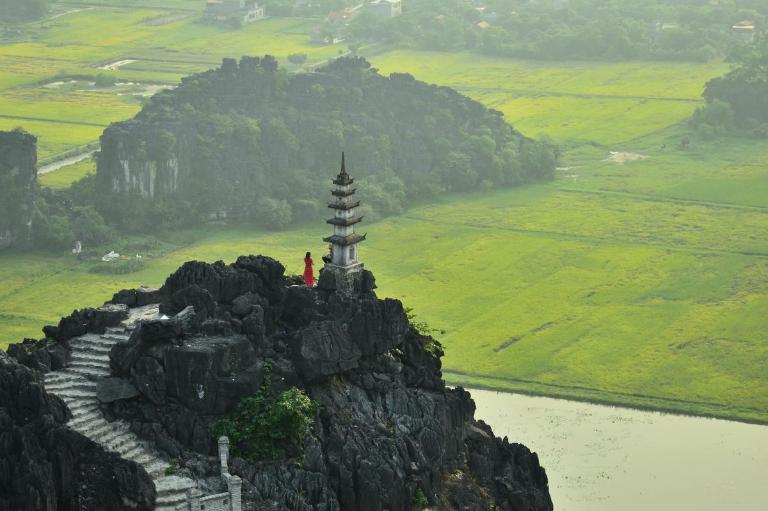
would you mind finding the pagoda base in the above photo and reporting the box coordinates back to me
[318,262,368,297]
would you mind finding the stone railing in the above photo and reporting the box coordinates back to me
[174,437,242,511]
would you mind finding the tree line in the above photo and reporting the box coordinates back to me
[348,0,767,62]
[691,34,768,137]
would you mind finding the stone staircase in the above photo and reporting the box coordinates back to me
[43,305,197,511]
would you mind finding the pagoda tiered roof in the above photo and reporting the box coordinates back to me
[323,233,367,246]
[331,188,357,197]
[328,200,360,211]
[326,216,363,227]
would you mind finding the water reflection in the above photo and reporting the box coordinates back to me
[470,389,768,511]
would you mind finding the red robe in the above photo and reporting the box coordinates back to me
[303,257,315,287]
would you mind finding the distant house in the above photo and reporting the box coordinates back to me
[205,0,265,25]
[368,0,402,19]
[476,20,491,30]
[311,5,363,44]
[732,21,756,44]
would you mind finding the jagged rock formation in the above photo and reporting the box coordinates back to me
[94,56,556,230]
[103,255,553,510]
[5,254,553,510]
[0,129,37,249]
[0,350,155,511]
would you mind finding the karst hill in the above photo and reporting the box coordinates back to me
[94,56,556,231]
[2,254,553,511]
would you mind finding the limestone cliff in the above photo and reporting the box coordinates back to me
[0,351,156,511]
[0,129,37,249]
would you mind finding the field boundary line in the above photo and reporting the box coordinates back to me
[558,187,768,212]
[0,114,107,128]
[401,215,768,257]
[453,85,703,102]
[443,370,768,425]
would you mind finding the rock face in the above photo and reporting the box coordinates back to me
[102,255,553,510]
[0,129,37,249]
[0,351,156,511]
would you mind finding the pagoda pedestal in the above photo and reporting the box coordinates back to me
[318,262,366,296]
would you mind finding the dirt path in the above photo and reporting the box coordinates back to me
[39,150,95,175]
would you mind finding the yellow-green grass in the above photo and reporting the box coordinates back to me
[0,88,142,125]
[38,158,96,188]
[0,118,102,160]
[484,95,699,145]
[371,50,728,99]
[370,50,728,145]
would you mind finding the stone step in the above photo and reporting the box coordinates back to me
[71,333,121,345]
[156,491,190,508]
[45,380,96,393]
[70,340,119,353]
[67,365,109,378]
[101,427,131,448]
[101,425,132,447]
[101,333,130,342]
[54,388,97,400]
[112,439,142,458]
[105,326,127,335]
[89,422,118,441]
[121,443,146,460]
[65,400,98,414]
[68,410,102,429]
[155,476,195,496]
[129,450,157,466]
[71,352,110,364]
[44,372,88,384]
[69,359,110,372]
[145,460,171,478]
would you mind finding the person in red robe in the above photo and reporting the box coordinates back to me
[303,251,315,287]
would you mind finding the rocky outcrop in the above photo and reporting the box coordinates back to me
[0,129,37,249]
[100,255,553,510]
[0,350,155,511]
[43,303,130,344]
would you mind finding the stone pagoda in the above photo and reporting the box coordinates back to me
[320,153,367,295]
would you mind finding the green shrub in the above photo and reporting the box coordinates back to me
[212,367,317,461]
[413,486,428,509]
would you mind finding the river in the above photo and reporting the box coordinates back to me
[471,389,768,510]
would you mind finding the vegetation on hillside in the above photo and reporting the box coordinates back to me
[692,34,768,136]
[350,0,767,62]
[90,56,556,235]
[212,367,317,461]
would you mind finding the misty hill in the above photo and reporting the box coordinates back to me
[95,56,556,232]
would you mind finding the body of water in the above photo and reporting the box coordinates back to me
[471,389,768,510]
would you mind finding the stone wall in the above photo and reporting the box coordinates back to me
[0,130,37,249]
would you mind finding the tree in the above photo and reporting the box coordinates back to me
[287,53,308,66]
